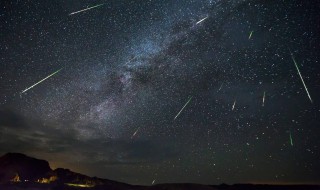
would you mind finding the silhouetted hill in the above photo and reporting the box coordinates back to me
[0,153,51,183]
[48,168,100,184]
[0,153,319,190]
[48,167,131,188]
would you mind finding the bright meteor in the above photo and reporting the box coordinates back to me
[196,16,208,25]
[248,31,253,39]
[232,99,236,111]
[174,96,193,120]
[69,3,105,16]
[290,52,313,103]
[21,68,63,94]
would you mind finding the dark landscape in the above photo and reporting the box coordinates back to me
[0,153,319,190]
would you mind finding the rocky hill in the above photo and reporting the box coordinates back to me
[0,153,319,190]
[0,153,51,183]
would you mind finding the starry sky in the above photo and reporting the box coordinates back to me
[0,0,320,186]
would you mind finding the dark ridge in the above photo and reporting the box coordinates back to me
[0,153,319,190]
[0,152,51,183]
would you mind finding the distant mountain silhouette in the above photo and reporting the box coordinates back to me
[0,152,132,189]
[0,153,319,190]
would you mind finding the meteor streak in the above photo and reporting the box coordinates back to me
[196,16,208,25]
[290,52,313,103]
[69,3,105,16]
[248,31,253,39]
[174,97,193,120]
[21,68,63,94]
[125,55,138,65]
[131,127,140,139]
[232,100,236,111]
[262,91,266,107]
[217,83,223,92]
[289,131,293,146]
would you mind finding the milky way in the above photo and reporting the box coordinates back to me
[0,0,320,185]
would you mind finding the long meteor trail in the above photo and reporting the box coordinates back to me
[290,52,313,103]
[196,16,208,25]
[69,3,105,16]
[174,97,193,120]
[21,68,63,94]
[289,131,293,146]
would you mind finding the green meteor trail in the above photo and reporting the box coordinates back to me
[290,52,313,103]
[289,131,293,146]
[21,68,63,94]
[69,3,105,16]
[248,31,253,39]
[174,96,193,120]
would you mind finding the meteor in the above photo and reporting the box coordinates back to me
[131,127,140,139]
[217,83,223,92]
[262,91,266,107]
[69,3,105,16]
[125,55,138,65]
[174,96,193,120]
[248,31,253,39]
[232,100,236,111]
[21,68,63,94]
[289,131,293,146]
[290,52,313,103]
[196,16,208,25]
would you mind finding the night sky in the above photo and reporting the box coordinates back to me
[1,0,320,186]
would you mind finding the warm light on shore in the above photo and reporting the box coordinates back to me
[65,183,95,188]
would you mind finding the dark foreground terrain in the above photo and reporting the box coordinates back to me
[0,183,320,190]
[1,153,319,190]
